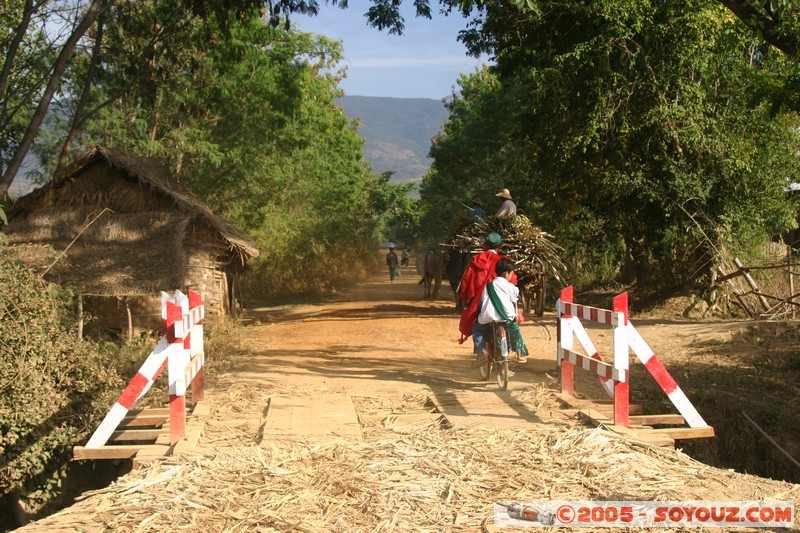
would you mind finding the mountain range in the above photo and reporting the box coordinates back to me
[337,95,449,185]
[8,96,449,198]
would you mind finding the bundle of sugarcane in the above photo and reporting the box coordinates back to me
[443,215,567,285]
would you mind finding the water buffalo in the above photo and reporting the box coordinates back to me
[415,249,442,299]
[444,251,472,310]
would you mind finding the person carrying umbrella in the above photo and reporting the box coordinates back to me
[386,247,400,282]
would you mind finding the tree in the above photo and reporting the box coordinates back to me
[0,0,109,199]
[422,0,800,288]
[368,171,420,246]
[5,0,799,200]
[70,7,382,295]
[716,0,799,57]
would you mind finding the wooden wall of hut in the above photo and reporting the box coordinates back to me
[83,295,162,338]
[184,223,236,316]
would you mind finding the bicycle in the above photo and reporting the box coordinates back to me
[478,321,511,390]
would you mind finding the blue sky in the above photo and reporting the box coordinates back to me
[295,1,486,100]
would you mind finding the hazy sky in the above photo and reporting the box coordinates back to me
[295,1,486,100]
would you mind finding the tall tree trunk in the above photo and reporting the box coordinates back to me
[0,0,36,108]
[0,0,37,176]
[54,18,105,178]
[0,0,110,200]
[716,0,798,57]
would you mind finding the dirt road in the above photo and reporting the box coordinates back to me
[237,266,748,439]
[240,266,566,438]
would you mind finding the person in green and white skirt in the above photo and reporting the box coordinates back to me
[476,258,528,363]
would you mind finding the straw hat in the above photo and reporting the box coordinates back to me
[471,197,482,206]
[495,188,512,199]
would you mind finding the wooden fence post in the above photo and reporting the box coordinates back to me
[734,257,770,312]
[716,265,754,318]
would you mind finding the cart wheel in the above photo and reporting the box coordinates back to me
[534,278,547,317]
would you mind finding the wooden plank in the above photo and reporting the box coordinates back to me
[73,443,173,461]
[577,408,612,426]
[608,425,675,448]
[73,446,141,460]
[556,394,642,415]
[652,426,716,440]
[118,415,167,428]
[190,400,213,417]
[261,393,363,441]
[576,410,675,448]
[629,414,685,426]
[133,443,173,464]
[126,408,170,417]
[594,399,643,415]
[109,429,162,442]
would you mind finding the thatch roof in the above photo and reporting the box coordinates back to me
[4,146,259,297]
[13,146,258,260]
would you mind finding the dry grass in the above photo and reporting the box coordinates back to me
[19,381,800,533]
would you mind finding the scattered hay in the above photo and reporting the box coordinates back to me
[19,382,800,532]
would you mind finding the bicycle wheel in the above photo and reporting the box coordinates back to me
[479,358,490,380]
[495,358,509,390]
[493,323,509,390]
[479,340,491,381]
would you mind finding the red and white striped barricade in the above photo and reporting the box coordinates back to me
[558,286,630,426]
[168,290,206,444]
[557,286,709,430]
[85,290,205,448]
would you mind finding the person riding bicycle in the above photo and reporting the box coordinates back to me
[458,233,517,365]
[475,258,528,364]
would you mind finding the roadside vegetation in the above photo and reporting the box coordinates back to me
[420,0,800,300]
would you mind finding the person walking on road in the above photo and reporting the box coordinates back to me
[386,247,400,282]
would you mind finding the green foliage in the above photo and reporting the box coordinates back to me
[0,247,123,515]
[46,6,384,298]
[422,0,800,291]
[368,171,421,247]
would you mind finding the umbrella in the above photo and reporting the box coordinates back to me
[379,242,398,249]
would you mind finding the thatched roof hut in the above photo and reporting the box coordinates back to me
[4,146,259,336]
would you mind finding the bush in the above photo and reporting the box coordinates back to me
[0,246,123,518]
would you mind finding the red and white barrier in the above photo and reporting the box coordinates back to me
[85,290,205,448]
[557,286,708,429]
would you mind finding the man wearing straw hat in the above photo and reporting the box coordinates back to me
[467,197,486,220]
[495,188,517,217]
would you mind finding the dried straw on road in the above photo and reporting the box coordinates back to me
[19,382,800,532]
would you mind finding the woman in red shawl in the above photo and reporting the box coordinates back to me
[458,232,517,364]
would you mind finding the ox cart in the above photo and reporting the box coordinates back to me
[443,215,564,316]
[518,258,547,317]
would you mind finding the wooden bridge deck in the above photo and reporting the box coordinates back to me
[72,401,212,465]
[557,393,715,448]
